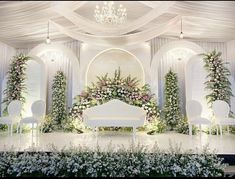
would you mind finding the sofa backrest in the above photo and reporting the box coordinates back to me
[83,99,146,118]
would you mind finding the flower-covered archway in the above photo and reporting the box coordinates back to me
[70,68,159,122]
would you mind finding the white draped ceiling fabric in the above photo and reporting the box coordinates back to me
[0,1,235,48]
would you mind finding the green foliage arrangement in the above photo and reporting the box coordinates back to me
[2,53,30,114]
[202,50,233,109]
[0,54,29,130]
[62,117,84,134]
[162,69,182,130]
[51,71,67,129]
[176,116,198,135]
[70,68,160,122]
[146,117,167,135]
[41,115,55,133]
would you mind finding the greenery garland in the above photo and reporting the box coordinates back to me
[202,50,233,109]
[70,68,160,122]
[162,69,181,130]
[51,70,67,129]
[176,116,198,135]
[2,53,29,114]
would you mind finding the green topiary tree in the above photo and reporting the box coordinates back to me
[51,70,67,129]
[202,50,233,113]
[162,69,181,130]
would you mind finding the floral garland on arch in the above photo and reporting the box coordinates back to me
[70,68,160,121]
[2,53,30,114]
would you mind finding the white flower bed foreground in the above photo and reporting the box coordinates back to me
[0,143,227,177]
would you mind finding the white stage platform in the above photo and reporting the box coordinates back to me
[0,131,235,154]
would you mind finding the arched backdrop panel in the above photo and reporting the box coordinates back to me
[22,56,46,117]
[151,40,205,114]
[28,43,79,112]
[1,56,47,117]
[185,55,210,118]
[86,48,145,87]
[158,48,196,110]
[39,51,73,112]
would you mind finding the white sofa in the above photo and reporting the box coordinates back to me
[82,99,146,138]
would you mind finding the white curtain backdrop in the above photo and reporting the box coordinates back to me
[0,41,16,115]
[150,37,227,112]
[227,39,235,78]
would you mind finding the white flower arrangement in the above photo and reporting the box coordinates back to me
[0,143,227,177]
[70,68,160,122]
[2,53,30,114]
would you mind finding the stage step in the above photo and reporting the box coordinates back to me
[224,165,235,177]
[218,155,235,165]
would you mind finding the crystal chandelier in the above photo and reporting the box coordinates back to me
[94,1,127,25]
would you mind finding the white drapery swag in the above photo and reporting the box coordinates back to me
[150,37,228,113]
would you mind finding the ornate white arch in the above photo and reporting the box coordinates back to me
[22,56,47,117]
[28,43,80,98]
[85,48,145,87]
[1,55,47,116]
[150,40,210,116]
[150,40,204,95]
[26,55,47,102]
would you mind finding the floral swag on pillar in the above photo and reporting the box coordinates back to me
[202,50,233,114]
[70,68,160,122]
[3,53,30,114]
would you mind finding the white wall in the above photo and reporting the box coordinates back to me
[79,43,151,90]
